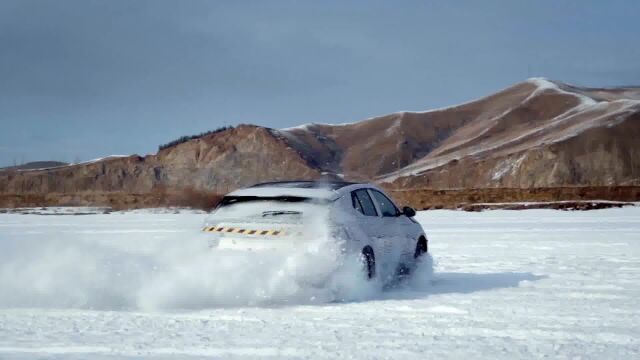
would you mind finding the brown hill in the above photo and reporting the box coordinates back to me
[1,78,639,208]
[279,78,640,188]
[0,126,321,197]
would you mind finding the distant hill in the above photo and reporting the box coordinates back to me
[282,78,640,188]
[2,161,68,171]
[1,78,639,208]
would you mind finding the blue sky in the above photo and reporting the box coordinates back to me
[1,0,639,166]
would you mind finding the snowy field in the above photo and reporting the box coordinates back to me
[0,207,639,359]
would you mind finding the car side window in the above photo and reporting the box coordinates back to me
[369,190,400,217]
[353,189,378,217]
[351,192,364,214]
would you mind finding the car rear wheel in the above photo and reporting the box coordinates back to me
[361,246,376,280]
[414,237,428,259]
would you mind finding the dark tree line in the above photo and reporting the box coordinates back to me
[158,126,233,151]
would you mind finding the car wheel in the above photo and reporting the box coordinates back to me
[414,237,428,259]
[361,246,376,280]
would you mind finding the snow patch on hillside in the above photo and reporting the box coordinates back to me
[15,155,133,171]
[73,155,130,166]
[491,154,527,181]
[527,78,598,106]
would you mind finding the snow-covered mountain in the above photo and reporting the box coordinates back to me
[1,78,639,207]
[279,78,640,188]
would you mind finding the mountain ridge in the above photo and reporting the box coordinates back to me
[278,78,640,186]
[1,78,639,205]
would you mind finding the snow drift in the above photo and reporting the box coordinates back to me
[0,210,433,311]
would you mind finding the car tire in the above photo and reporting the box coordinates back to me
[361,246,376,280]
[414,237,428,259]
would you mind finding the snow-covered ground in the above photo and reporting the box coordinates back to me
[0,208,639,359]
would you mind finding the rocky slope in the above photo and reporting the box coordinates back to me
[280,78,640,188]
[1,78,639,206]
[0,126,321,198]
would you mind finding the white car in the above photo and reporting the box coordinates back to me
[202,181,429,281]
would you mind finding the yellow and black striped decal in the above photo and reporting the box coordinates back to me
[202,226,302,237]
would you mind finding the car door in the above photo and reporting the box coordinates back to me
[367,189,414,271]
[350,189,381,245]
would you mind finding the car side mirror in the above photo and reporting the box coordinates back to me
[402,206,416,218]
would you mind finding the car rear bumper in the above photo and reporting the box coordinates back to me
[211,236,308,251]
[202,222,324,251]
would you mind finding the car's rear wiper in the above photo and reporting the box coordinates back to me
[262,210,302,217]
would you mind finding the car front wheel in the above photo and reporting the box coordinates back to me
[414,237,428,259]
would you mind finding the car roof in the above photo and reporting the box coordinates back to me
[250,180,357,190]
[227,180,376,201]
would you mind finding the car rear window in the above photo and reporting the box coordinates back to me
[218,195,326,207]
